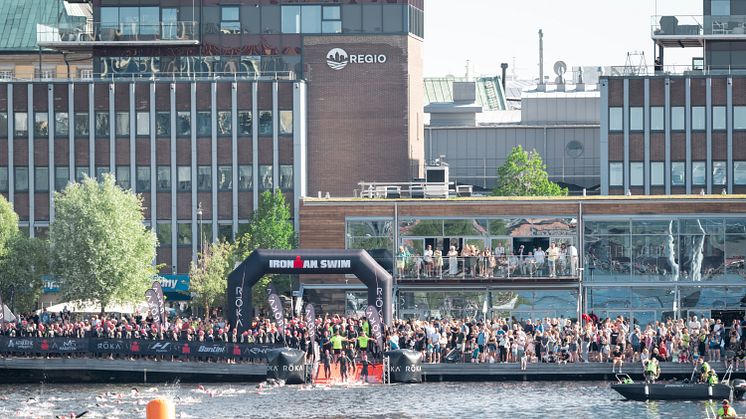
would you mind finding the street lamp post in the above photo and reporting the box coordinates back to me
[197,202,203,255]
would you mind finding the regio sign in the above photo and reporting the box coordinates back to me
[326,48,387,71]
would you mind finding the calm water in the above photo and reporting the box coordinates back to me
[0,381,738,418]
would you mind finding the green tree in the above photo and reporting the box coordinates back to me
[50,174,158,312]
[0,194,19,259]
[234,189,295,309]
[190,240,233,316]
[0,235,49,313]
[493,145,568,197]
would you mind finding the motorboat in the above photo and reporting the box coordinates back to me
[611,369,746,401]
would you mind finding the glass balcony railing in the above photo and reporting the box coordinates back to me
[37,21,198,45]
[605,64,746,77]
[395,255,580,281]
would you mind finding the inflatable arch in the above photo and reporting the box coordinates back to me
[227,249,393,333]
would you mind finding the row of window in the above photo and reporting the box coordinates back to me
[609,161,743,186]
[155,221,236,247]
[99,55,301,78]
[0,111,292,138]
[608,106,746,132]
[0,165,293,193]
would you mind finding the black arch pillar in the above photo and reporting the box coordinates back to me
[226,249,393,333]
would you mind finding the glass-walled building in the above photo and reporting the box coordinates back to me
[300,196,746,324]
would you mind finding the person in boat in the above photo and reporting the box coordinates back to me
[699,358,713,383]
[643,358,660,383]
[707,369,719,386]
[718,399,737,419]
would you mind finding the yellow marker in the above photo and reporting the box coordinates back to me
[146,398,175,419]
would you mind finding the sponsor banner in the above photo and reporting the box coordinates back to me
[0,337,279,360]
[151,281,166,327]
[144,289,162,327]
[267,284,285,335]
[305,304,316,344]
[365,305,384,350]
[157,274,190,293]
[0,336,87,354]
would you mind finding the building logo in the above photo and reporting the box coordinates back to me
[327,48,349,70]
[326,48,387,71]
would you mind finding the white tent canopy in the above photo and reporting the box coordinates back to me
[1,304,16,322]
[38,300,148,315]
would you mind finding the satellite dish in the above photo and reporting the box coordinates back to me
[554,60,567,84]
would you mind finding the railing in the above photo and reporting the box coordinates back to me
[651,15,704,37]
[356,182,473,199]
[37,21,198,44]
[395,255,579,280]
[0,72,296,83]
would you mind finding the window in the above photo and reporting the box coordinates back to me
[343,4,362,32]
[282,6,301,33]
[609,163,623,186]
[162,8,179,39]
[692,106,706,131]
[55,112,69,137]
[221,6,240,34]
[195,111,209,136]
[34,112,49,137]
[35,167,49,192]
[259,111,272,135]
[96,167,108,181]
[650,107,664,131]
[217,111,231,136]
[735,162,746,185]
[238,111,252,135]
[115,112,129,136]
[14,113,27,136]
[280,165,293,190]
[712,0,730,16]
[383,4,404,33]
[238,165,252,191]
[322,6,342,33]
[76,167,89,182]
[693,161,706,185]
[177,166,191,192]
[15,167,28,192]
[74,113,89,136]
[301,5,322,33]
[55,167,69,191]
[95,112,109,137]
[116,166,131,189]
[363,4,383,33]
[629,107,643,131]
[218,166,232,191]
[672,162,685,186]
[196,166,210,191]
[136,166,150,191]
[609,107,623,131]
[136,112,150,136]
[672,107,685,130]
[156,222,171,246]
[0,167,7,192]
[218,224,233,242]
[177,223,192,246]
[735,106,746,130]
[260,165,273,190]
[713,106,726,130]
[196,222,212,246]
[176,112,190,136]
[651,162,664,186]
[630,162,643,186]
[279,111,293,135]
[713,161,726,186]
[157,166,171,192]
[156,112,170,136]
[0,113,6,137]
[262,5,281,34]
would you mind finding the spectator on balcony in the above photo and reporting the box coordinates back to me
[494,241,506,258]
[547,243,559,278]
[558,243,568,276]
[568,243,579,276]
[396,246,409,278]
[423,245,434,277]
[433,248,443,278]
[485,249,496,278]
[447,246,458,276]
[534,247,546,276]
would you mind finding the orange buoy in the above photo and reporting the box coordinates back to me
[146,398,175,419]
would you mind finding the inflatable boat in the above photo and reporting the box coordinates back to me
[611,381,746,401]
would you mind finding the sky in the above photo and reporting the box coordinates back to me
[423,0,704,79]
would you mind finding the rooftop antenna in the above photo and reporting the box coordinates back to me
[623,51,648,76]
[537,29,545,92]
[512,56,517,80]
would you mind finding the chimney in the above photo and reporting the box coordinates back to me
[500,63,508,92]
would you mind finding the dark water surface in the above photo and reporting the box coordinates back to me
[0,381,737,418]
